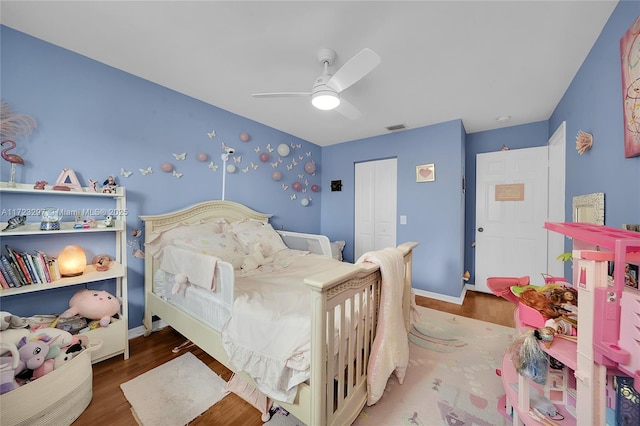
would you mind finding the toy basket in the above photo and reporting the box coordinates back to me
[0,338,102,426]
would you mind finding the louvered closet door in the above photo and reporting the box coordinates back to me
[354,158,397,261]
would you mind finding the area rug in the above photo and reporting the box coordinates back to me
[265,306,515,426]
[120,352,228,426]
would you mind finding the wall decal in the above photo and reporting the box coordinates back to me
[277,144,290,157]
[207,130,216,138]
[139,167,153,176]
[266,144,274,152]
[197,152,208,161]
[172,170,183,178]
[239,132,250,142]
[161,162,173,172]
[272,171,282,181]
[120,168,133,177]
[208,161,218,171]
[259,152,270,162]
[172,152,186,160]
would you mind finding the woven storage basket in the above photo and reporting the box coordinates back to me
[0,339,102,426]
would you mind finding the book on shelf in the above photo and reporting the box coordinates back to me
[33,251,50,283]
[0,255,21,287]
[0,269,9,289]
[22,251,41,284]
[47,257,60,282]
[4,245,29,285]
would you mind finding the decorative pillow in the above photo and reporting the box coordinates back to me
[145,220,228,257]
[232,222,287,257]
[173,232,246,268]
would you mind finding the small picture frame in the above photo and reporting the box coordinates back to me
[416,163,435,182]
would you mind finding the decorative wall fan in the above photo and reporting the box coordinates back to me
[251,48,381,120]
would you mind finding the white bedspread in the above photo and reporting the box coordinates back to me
[221,251,337,403]
[356,247,409,406]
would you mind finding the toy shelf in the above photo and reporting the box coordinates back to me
[501,353,576,426]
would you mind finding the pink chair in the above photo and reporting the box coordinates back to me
[486,276,530,304]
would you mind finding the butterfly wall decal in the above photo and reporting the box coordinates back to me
[250,162,258,170]
[207,130,216,138]
[173,153,186,160]
[271,161,279,168]
[120,168,133,178]
[254,147,261,153]
[290,194,297,200]
[208,161,218,171]
[172,170,183,178]
[139,167,153,176]
[233,155,242,163]
[266,144,274,153]
[281,184,288,191]
[306,152,312,157]
[286,164,294,171]
[242,167,249,173]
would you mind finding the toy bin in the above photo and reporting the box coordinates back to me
[0,338,102,426]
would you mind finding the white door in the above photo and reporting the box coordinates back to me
[475,147,549,293]
[354,158,397,260]
[547,122,566,278]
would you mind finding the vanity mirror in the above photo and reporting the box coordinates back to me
[572,192,605,225]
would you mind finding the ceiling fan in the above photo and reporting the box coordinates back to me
[251,48,381,120]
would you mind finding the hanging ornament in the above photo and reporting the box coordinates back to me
[277,143,290,157]
[304,161,316,174]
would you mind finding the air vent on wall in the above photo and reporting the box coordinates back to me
[386,123,407,132]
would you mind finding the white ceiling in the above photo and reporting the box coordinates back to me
[1,1,618,146]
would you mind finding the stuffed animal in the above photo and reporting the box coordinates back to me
[60,289,121,327]
[0,342,20,394]
[0,311,27,331]
[241,243,266,272]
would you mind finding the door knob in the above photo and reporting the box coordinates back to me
[478,227,484,232]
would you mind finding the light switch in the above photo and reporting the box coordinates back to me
[400,215,407,225]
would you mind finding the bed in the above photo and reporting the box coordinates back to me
[140,200,418,426]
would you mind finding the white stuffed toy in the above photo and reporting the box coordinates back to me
[241,243,265,272]
[0,312,27,331]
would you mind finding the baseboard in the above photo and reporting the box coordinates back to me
[413,286,468,305]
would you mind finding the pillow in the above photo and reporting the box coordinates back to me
[172,232,246,268]
[232,222,287,257]
[145,220,228,258]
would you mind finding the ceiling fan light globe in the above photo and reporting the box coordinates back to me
[311,92,340,110]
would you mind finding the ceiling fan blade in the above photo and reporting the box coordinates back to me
[327,48,381,93]
[335,97,362,120]
[251,92,311,98]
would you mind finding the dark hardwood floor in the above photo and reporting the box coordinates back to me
[73,290,514,426]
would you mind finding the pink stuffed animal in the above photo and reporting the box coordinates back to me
[60,289,121,327]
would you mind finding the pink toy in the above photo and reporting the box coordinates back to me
[60,289,121,327]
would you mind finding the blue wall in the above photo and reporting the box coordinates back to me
[0,27,322,328]
[550,0,640,231]
[1,0,639,329]
[321,120,466,298]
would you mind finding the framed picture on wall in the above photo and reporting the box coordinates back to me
[416,163,435,182]
[620,16,640,158]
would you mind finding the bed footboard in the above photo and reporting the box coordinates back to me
[304,241,418,426]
